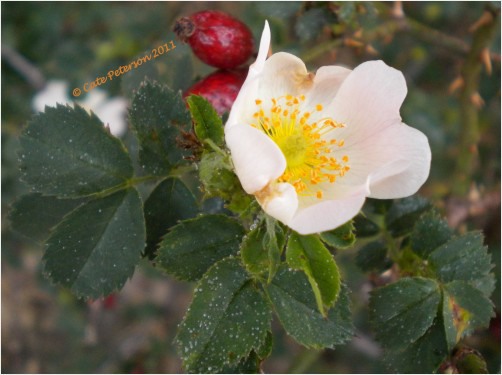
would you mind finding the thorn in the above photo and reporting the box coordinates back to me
[344,38,364,48]
[481,47,492,75]
[391,1,404,19]
[448,76,464,94]
[365,44,379,56]
[470,92,485,109]
[469,11,494,33]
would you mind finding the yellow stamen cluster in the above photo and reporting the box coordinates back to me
[251,94,350,199]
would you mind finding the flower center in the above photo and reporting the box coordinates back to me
[251,94,350,199]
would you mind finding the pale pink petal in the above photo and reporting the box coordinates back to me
[226,21,271,129]
[225,124,286,194]
[367,124,431,198]
[330,60,407,142]
[303,65,351,118]
[329,121,430,198]
[259,183,298,225]
[289,189,367,235]
[257,52,309,102]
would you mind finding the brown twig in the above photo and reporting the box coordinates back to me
[1,45,46,90]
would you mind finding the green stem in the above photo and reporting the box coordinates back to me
[453,7,500,194]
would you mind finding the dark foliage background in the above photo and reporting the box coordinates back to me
[2,2,500,373]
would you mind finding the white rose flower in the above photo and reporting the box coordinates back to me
[225,21,431,235]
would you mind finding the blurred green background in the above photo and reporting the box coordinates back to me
[2,2,500,373]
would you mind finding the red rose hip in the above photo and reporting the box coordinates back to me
[174,10,254,69]
[184,69,247,115]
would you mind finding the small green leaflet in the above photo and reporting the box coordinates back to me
[286,232,341,316]
[143,177,198,259]
[156,215,245,281]
[8,193,85,243]
[320,220,356,249]
[129,80,191,175]
[428,231,492,284]
[385,196,431,237]
[43,188,145,299]
[267,266,353,349]
[369,277,441,350]
[383,314,449,373]
[187,95,224,146]
[411,210,453,259]
[175,258,271,373]
[19,104,133,198]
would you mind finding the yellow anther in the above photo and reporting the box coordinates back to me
[251,94,349,196]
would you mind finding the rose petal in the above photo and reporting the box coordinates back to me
[331,60,407,141]
[258,182,298,224]
[226,21,271,129]
[328,121,430,198]
[225,124,286,194]
[303,65,351,119]
[257,52,310,102]
[289,188,367,235]
[366,123,431,198]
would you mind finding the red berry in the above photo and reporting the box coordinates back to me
[184,69,247,115]
[174,10,254,69]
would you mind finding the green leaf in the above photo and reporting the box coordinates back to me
[175,258,271,373]
[220,331,273,374]
[369,277,441,350]
[411,210,453,259]
[267,266,353,349]
[220,352,261,374]
[353,214,380,237]
[469,273,496,298]
[320,220,356,249]
[8,193,85,243]
[19,104,133,198]
[199,151,239,199]
[187,95,224,146]
[241,224,270,277]
[455,348,489,374]
[43,188,145,298]
[383,314,449,373]
[385,196,431,237]
[286,232,341,316]
[156,215,245,281]
[355,241,392,273]
[428,231,492,284]
[443,281,494,340]
[129,80,190,175]
[143,177,198,259]
[264,217,285,282]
